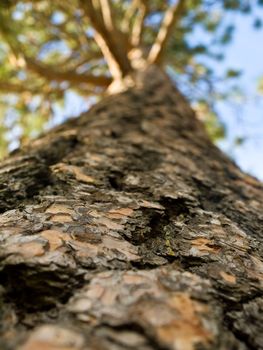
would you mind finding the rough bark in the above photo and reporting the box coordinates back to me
[0,67,263,350]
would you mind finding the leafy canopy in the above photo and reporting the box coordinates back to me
[0,0,262,156]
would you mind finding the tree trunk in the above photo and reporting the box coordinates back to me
[0,67,262,350]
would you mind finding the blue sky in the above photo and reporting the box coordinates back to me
[215,13,263,180]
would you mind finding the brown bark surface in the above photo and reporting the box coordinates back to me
[0,67,263,350]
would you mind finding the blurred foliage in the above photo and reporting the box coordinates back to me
[0,0,263,157]
[258,76,263,93]
[194,100,226,140]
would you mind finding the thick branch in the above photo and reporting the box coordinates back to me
[148,0,185,65]
[0,80,66,100]
[25,57,112,87]
[79,0,132,79]
[0,81,32,94]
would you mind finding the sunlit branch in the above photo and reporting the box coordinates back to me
[131,0,148,47]
[148,0,185,65]
[99,0,114,31]
[79,0,132,79]
[122,0,137,32]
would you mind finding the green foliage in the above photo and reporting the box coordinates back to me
[0,0,262,155]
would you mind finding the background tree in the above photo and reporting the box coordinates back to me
[0,1,263,350]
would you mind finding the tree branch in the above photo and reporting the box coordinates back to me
[0,81,32,94]
[122,0,137,33]
[25,57,112,87]
[0,80,66,99]
[148,0,185,65]
[131,0,148,48]
[79,0,132,79]
[99,0,114,31]
[0,12,111,89]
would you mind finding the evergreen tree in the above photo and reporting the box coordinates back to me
[0,1,263,349]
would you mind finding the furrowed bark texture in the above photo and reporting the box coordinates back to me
[0,67,263,350]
